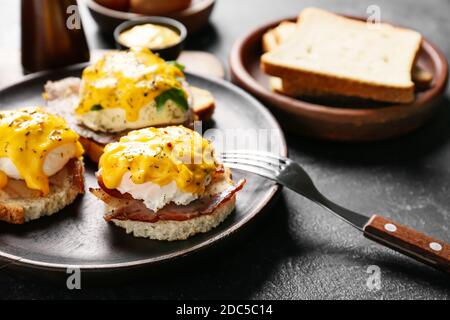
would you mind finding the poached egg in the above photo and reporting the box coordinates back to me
[75,47,191,133]
[0,107,84,195]
[98,126,218,212]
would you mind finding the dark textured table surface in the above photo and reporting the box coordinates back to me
[1,0,449,299]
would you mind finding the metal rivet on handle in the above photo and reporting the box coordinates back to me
[429,242,443,252]
[384,223,397,232]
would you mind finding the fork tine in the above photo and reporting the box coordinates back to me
[219,149,289,164]
[219,153,284,167]
[221,162,278,181]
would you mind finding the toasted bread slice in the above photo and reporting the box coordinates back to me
[271,72,433,99]
[91,168,240,241]
[111,196,236,241]
[44,78,215,162]
[0,159,84,224]
[262,21,297,53]
[412,65,434,90]
[190,86,216,121]
[269,77,329,97]
[261,8,423,103]
[264,21,432,97]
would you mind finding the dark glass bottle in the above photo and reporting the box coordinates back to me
[21,0,90,73]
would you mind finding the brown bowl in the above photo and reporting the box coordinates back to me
[230,17,449,142]
[85,0,215,35]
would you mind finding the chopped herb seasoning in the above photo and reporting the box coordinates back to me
[90,104,104,111]
[167,61,186,72]
[155,88,189,112]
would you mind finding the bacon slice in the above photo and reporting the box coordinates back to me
[90,179,245,223]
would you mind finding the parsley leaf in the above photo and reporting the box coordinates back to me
[167,61,186,72]
[90,104,103,111]
[155,88,189,112]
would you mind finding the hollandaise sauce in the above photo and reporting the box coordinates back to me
[0,107,84,195]
[99,126,218,194]
[75,48,187,122]
[119,24,181,49]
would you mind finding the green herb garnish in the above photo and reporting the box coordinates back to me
[167,61,186,72]
[155,88,189,112]
[90,104,103,111]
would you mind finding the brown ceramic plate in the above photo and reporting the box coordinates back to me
[230,17,448,141]
[0,64,286,274]
[85,0,215,34]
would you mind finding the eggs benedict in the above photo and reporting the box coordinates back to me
[76,47,191,133]
[90,126,245,241]
[44,48,216,162]
[0,107,85,224]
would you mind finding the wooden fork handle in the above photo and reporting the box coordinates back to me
[363,215,450,273]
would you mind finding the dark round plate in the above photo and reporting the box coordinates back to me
[0,65,286,273]
[230,16,448,141]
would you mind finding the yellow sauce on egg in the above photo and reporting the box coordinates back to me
[75,47,186,122]
[0,107,84,195]
[99,126,218,194]
[119,24,181,49]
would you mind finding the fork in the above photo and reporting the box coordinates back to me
[219,149,450,273]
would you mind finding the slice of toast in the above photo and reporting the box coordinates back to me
[0,159,84,224]
[91,168,240,241]
[262,21,298,53]
[261,7,423,103]
[44,78,215,162]
[190,86,216,121]
[269,77,329,97]
[264,21,432,96]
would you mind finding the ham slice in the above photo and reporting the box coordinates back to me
[90,179,245,223]
[0,158,84,200]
